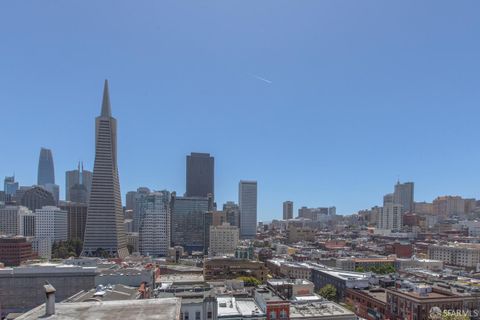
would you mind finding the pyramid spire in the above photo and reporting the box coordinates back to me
[101,79,112,117]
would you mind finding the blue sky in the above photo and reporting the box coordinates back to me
[1,1,479,220]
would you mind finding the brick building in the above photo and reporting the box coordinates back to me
[0,236,35,266]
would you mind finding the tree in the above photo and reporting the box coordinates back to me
[318,284,337,301]
[237,276,261,287]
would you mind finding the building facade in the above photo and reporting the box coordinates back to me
[34,206,68,242]
[171,194,211,253]
[283,201,293,220]
[65,162,92,203]
[186,152,214,199]
[393,181,414,213]
[138,191,171,257]
[82,80,129,258]
[239,180,257,239]
[59,202,88,241]
[209,223,239,256]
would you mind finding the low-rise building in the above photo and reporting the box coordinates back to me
[204,257,268,282]
[0,236,35,266]
[428,243,480,269]
[311,268,374,301]
[345,288,387,320]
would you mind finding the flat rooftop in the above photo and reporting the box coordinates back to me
[290,301,355,319]
[15,298,181,320]
[217,296,264,317]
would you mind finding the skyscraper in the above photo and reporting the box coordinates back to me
[81,80,129,258]
[393,181,414,213]
[283,201,293,220]
[186,152,214,199]
[37,148,55,186]
[37,148,60,203]
[138,191,171,257]
[239,180,257,239]
[170,193,211,254]
[4,176,19,196]
[65,162,92,203]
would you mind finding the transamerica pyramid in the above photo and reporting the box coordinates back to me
[81,80,129,258]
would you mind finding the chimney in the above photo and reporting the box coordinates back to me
[44,282,56,316]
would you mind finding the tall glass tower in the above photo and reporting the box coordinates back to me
[37,148,55,185]
[81,80,129,258]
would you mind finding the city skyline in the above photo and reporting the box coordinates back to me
[1,1,480,220]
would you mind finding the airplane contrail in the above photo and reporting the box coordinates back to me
[251,74,272,84]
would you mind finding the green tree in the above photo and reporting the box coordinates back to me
[237,276,261,287]
[318,284,337,301]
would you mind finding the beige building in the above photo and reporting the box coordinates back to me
[209,223,239,257]
[428,243,480,268]
[433,196,465,218]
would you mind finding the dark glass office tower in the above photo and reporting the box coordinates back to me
[186,152,214,199]
[37,148,55,185]
[81,80,129,258]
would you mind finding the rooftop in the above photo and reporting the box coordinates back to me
[217,296,264,317]
[290,301,355,319]
[15,298,181,320]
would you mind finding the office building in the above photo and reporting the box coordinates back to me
[186,152,214,199]
[393,181,414,213]
[82,80,129,258]
[20,186,56,211]
[4,176,19,196]
[171,194,210,253]
[132,187,151,232]
[37,148,59,203]
[0,205,32,236]
[125,190,137,211]
[19,207,35,237]
[283,201,293,220]
[37,148,55,186]
[65,162,92,203]
[239,180,257,239]
[209,223,239,257]
[223,201,240,227]
[138,191,171,257]
[59,202,88,241]
[0,236,35,266]
[297,206,334,221]
[34,206,68,242]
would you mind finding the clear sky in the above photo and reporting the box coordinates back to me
[1,1,479,220]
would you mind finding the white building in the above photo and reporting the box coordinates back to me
[34,206,67,242]
[428,243,480,268]
[139,191,170,257]
[209,223,239,257]
[239,180,257,239]
[0,206,32,236]
[378,202,402,232]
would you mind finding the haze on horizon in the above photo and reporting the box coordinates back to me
[0,1,479,220]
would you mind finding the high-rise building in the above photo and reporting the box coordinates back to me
[209,223,239,257]
[37,148,59,203]
[239,180,257,239]
[223,201,240,228]
[138,191,171,257]
[283,201,293,220]
[37,148,55,186]
[186,152,214,199]
[125,191,137,211]
[393,181,414,213]
[378,195,403,231]
[4,176,19,196]
[18,208,35,237]
[59,202,88,241]
[20,186,56,211]
[34,206,68,242]
[0,206,32,236]
[132,187,151,232]
[171,194,210,253]
[65,162,92,203]
[81,80,129,258]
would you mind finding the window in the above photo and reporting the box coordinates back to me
[270,310,277,319]
[195,311,201,320]
[184,312,189,320]
[207,311,212,319]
